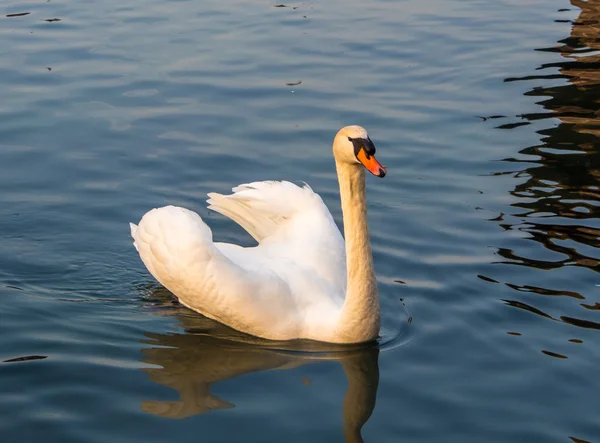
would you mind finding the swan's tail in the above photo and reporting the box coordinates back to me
[129,222,139,251]
[129,206,214,290]
[129,205,293,336]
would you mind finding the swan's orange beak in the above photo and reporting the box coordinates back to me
[357,148,386,178]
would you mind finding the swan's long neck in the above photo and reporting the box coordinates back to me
[334,160,380,343]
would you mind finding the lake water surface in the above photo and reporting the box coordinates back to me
[1,0,599,442]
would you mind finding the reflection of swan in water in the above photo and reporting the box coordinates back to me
[140,287,379,443]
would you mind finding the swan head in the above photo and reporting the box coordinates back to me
[333,126,386,178]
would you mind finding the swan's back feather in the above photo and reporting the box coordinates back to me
[130,182,347,341]
[207,180,346,291]
[130,206,320,339]
[207,181,323,243]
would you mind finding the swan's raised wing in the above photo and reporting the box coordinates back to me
[206,181,331,242]
[207,181,346,290]
[130,206,300,339]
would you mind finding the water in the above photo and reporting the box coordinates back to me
[1,0,599,441]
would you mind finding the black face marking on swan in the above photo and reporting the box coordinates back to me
[348,137,376,159]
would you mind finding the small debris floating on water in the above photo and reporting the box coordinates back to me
[477,274,500,284]
[3,355,48,363]
[541,350,568,359]
[6,12,31,18]
[394,279,406,284]
[47,67,52,71]
[285,80,302,86]
[273,4,300,9]
[44,18,61,22]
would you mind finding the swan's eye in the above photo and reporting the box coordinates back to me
[347,137,353,142]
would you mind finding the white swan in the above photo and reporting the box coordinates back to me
[130,125,386,344]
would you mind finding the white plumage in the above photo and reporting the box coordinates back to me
[131,181,345,340]
[130,125,386,343]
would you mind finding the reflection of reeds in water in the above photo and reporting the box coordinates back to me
[139,287,379,443]
[490,1,600,333]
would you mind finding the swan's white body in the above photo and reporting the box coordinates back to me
[130,126,386,344]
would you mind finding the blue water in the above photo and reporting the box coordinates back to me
[1,0,599,442]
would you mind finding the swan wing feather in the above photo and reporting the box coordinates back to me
[207,180,346,290]
[207,181,327,242]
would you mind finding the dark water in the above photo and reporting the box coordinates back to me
[1,0,599,441]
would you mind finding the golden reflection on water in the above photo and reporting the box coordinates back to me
[139,287,379,443]
[493,0,600,334]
